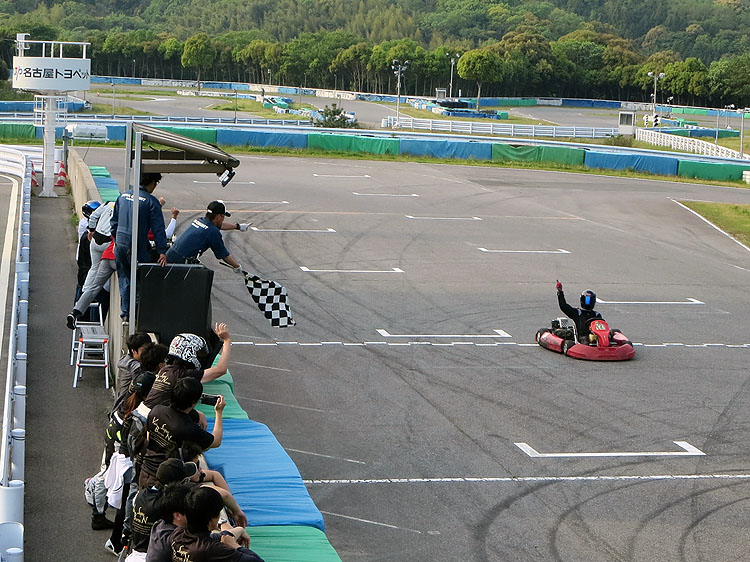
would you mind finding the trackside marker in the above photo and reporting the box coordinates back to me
[353,192,419,197]
[514,440,705,458]
[313,174,371,178]
[376,329,511,338]
[406,215,482,221]
[251,227,336,233]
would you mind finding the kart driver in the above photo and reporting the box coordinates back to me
[556,281,603,343]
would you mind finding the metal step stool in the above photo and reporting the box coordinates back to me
[74,324,110,389]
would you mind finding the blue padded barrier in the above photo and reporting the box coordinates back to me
[205,418,326,532]
[35,126,66,139]
[400,138,492,160]
[107,125,127,141]
[216,129,308,148]
[93,177,119,189]
[584,150,679,175]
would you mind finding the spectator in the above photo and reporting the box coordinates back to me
[111,172,168,320]
[116,333,151,399]
[170,486,264,562]
[139,378,225,489]
[143,324,232,410]
[144,483,191,562]
[166,200,250,270]
[75,200,101,303]
[127,460,198,561]
[172,442,248,528]
[112,342,168,415]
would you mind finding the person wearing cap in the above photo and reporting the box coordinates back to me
[165,200,251,273]
[110,172,169,320]
[127,460,200,561]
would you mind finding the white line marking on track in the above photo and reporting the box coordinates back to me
[235,396,329,413]
[406,215,482,221]
[319,511,424,534]
[286,448,365,464]
[353,192,419,197]
[671,198,750,254]
[478,247,570,254]
[232,361,292,372]
[598,297,704,305]
[222,200,288,204]
[313,173,371,178]
[733,265,750,272]
[300,266,403,273]
[305,473,750,485]
[515,440,705,458]
[230,340,750,348]
[251,227,336,232]
[377,328,511,338]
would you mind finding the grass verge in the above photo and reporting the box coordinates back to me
[680,201,750,246]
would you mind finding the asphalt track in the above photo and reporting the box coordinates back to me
[64,146,750,561]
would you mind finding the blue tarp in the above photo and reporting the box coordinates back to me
[400,138,492,160]
[107,125,127,141]
[94,177,119,189]
[205,419,325,532]
[584,150,679,175]
[216,129,308,148]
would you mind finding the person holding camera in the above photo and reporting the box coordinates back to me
[139,377,225,489]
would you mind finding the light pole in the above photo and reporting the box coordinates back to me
[132,59,136,77]
[447,53,460,98]
[740,108,747,158]
[268,69,271,85]
[111,82,115,117]
[647,71,665,119]
[391,59,409,126]
[234,90,238,123]
[717,104,734,144]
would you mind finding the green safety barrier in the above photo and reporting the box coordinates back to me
[89,166,111,177]
[308,133,399,155]
[491,98,537,106]
[677,160,750,181]
[195,377,249,420]
[248,526,342,562]
[0,123,36,140]
[496,111,509,119]
[537,146,586,165]
[154,126,217,144]
[492,143,540,161]
[98,188,120,202]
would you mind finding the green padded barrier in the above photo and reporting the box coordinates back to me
[89,166,111,177]
[308,133,353,152]
[492,98,537,106]
[677,160,750,181]
[207,355,235,393]
[98,188,120,202]
[0,123,36,140]
[492,143,541,161]
[537,146,585,165]
[496,111,509,119]
[350,136,400,155]
[263,102,273,109]
[195,378,248,420]
[248,526,342,562]
[154,126,217,144]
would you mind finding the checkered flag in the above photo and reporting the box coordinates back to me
[244,273,296,328]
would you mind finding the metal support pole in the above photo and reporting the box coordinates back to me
[741,110,745,158]
[716,110,720,144]
[124,122,133,194]
[10,429,24,481]
[129,132,143,334]
[40,98,57,197]
[396,72,401,125]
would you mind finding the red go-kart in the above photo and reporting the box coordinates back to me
[535,317,635,361]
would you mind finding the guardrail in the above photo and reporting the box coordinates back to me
[0,147,31,561]
[0,113,311,127]
[383,116,618,138]
[636,128,749,160]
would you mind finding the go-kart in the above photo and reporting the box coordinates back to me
[535,317,635,361]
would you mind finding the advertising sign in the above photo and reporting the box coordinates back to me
[12,56,91,91]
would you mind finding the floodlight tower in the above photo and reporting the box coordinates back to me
[12,34,91,196]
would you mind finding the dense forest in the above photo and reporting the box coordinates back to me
[1,0,749,106]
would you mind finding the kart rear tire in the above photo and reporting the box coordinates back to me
[562,339,574,355]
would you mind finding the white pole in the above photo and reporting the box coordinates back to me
[741,110,745,158]
[128,132,143,334]
[0,482,24,523]
[396,71,401,125]
[449,57,454,99]
[40,97,57,197]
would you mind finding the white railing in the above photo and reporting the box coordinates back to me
[0,114,311,127]
[636,128,749,160]
[0,147,31,561]
[383,116,618,138]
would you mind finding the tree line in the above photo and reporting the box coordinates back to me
[1,24,750,108]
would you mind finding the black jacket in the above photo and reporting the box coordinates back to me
[558,291,602,341]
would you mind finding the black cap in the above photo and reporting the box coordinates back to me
[207,200,231,217]
[156,459,198,483]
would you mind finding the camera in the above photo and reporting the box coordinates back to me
[200,393,220,406]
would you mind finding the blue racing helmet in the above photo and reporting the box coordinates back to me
[580,290,596,310]
[82,200,101,218]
